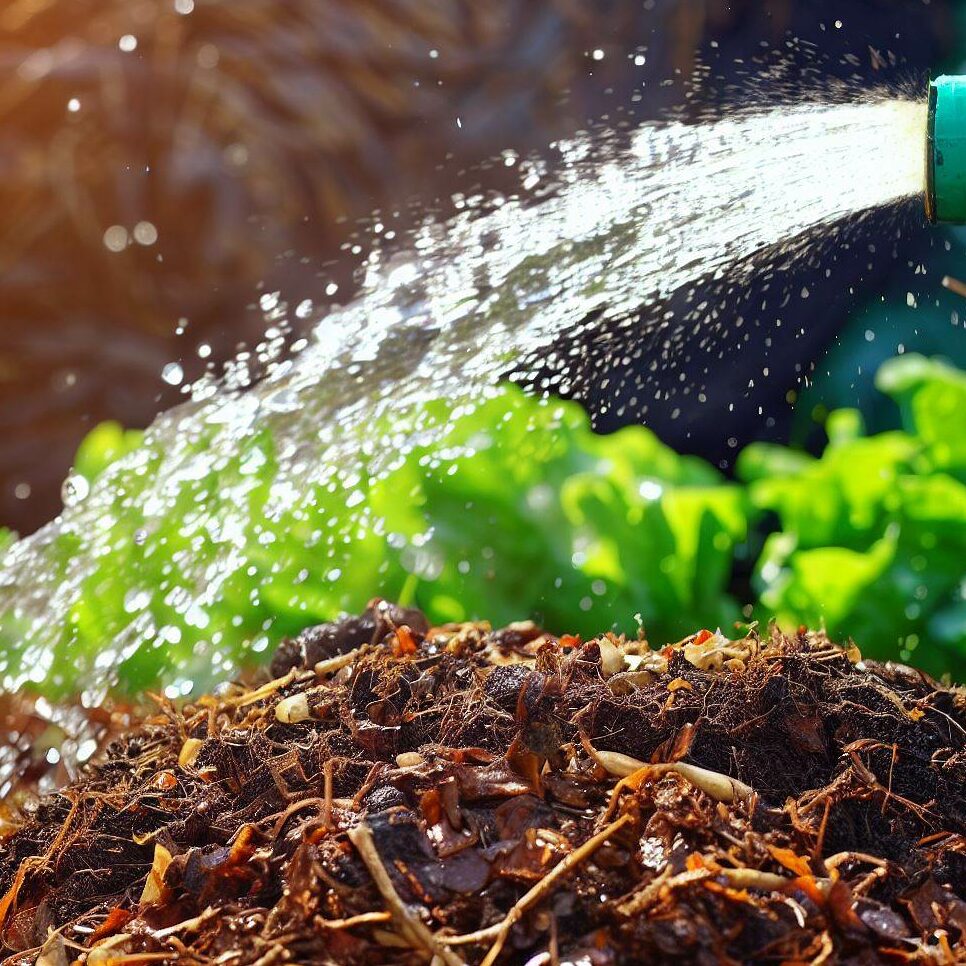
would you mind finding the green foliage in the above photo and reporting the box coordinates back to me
[73,421,145,483]
[0,391,746,698]
[739,355,966,678]
[3,354,964,698]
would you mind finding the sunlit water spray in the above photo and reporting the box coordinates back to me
[0,97,925,705]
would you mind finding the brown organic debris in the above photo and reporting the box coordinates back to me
[0,602,964,964]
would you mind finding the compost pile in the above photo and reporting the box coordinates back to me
[1,603,965,965]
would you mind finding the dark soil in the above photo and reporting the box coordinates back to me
[1,603,964,964]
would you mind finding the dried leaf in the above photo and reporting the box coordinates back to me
[178,738,204,769]
[89,907,136,945]
[140,843,173,906]
[36,929,68,966]
[767,845,812,878]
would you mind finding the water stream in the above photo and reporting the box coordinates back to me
[0,96,926,702]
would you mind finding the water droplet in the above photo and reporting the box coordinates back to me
[61,473,90,507]
[225,143,248,167]
[67,97,81,112]
[133,221,158,246]
[196,43,219,69]
[161,362,184,386]
[119,34,137,52]
[103,225,128,252]
[77,739,97,762]
[124,589,152,614]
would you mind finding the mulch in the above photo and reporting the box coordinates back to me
[1,601,964,964]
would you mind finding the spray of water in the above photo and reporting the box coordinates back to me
[0,96,925,700]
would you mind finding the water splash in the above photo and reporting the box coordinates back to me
[0,97,926,699]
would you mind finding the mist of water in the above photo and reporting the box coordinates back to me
[0,96,926,700]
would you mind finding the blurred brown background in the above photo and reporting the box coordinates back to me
[0,0,954,533]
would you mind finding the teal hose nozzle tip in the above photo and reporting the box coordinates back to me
[927,75,966,224]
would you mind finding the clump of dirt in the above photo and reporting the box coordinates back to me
[1,603,964,964]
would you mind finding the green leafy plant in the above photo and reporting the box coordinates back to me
[72,421,145,483]
[0,391,746,697]
[2,353,963,698]
[740,355,966,678]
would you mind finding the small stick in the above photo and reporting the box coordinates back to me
[150,910,216,939]
[315,648,362,678]
[347,822,466,966]
[323,759,334,828]
[548,914,560,966]
[916,831,955,847]
[824,851,888,871]
[617,863,831,919]
[615,866,703,917]
[352,763,386,810]
[812,797,832,862]
[91,956,171,965]
[717,868,830,896]
[228,669,298,708]
[247,947,286,966]
[268,798,328,843]
[852,866,888,896]
[316,911,392,930]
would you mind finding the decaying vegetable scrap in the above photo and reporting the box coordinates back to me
[0,602,964,964]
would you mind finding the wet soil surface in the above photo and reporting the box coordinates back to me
[1,603,964,964]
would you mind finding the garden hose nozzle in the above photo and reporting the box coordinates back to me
[926,75,966,223]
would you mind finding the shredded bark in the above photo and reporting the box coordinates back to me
[1,601,964,964]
